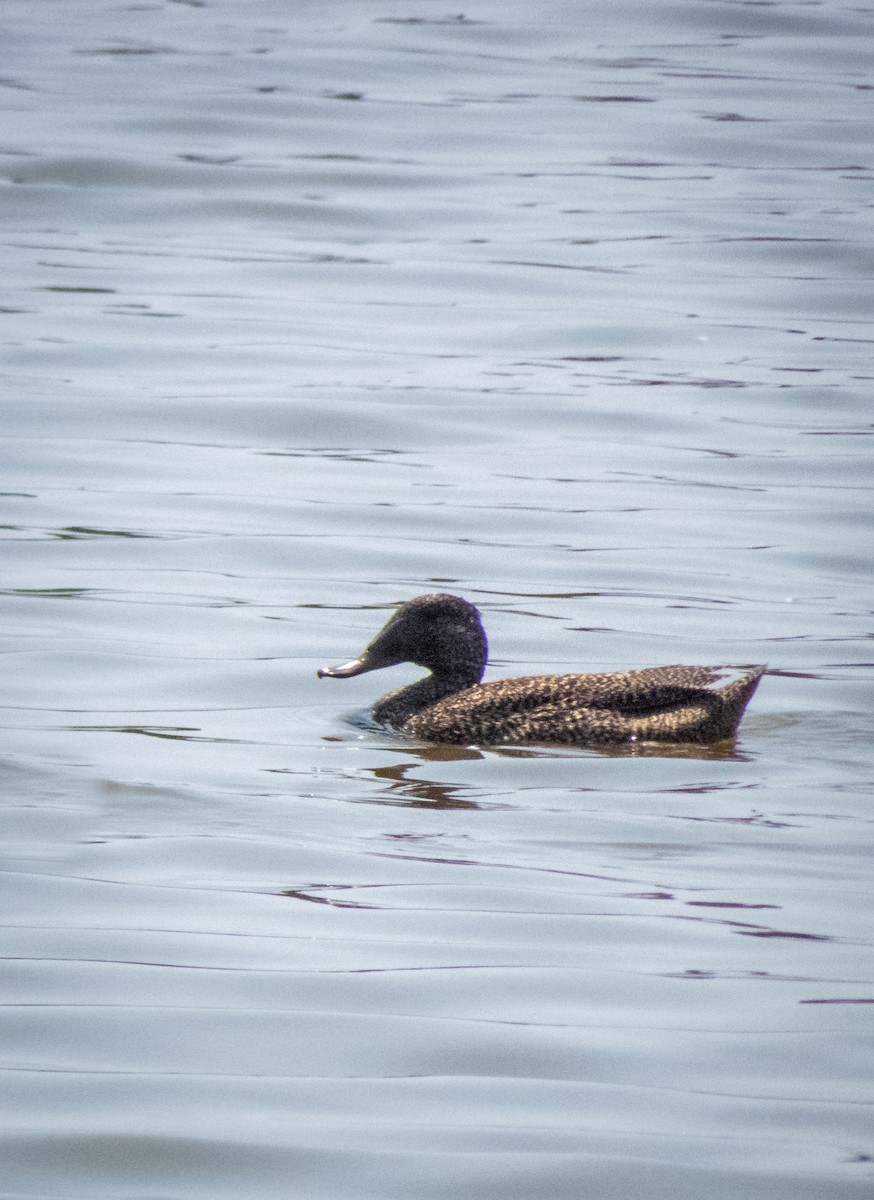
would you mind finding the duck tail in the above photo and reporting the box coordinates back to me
[723,666,767,732]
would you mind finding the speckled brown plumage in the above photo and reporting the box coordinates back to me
[318,593,765,747]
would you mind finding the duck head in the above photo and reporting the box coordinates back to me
[318,593,488,687]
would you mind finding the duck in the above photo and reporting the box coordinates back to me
[317,593,765,747]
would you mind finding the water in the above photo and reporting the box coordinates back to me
[1,1,872,1197]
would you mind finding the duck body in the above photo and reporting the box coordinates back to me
[318,593,765,747]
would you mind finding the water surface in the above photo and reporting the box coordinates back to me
[1,2,872,1197]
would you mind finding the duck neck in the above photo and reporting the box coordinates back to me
[372,649,485,729]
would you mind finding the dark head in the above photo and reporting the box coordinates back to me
[317,593,488,688]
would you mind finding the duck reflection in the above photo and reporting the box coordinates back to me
[363,760,483,809]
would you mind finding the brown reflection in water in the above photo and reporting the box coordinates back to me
[678,912,835,942]
[637,903,836,945]
[736,927,833,941]
[667,969,844,983]
[624,890,674,900]
[280,884,381,909]
[668,811,799,828]
[402,743,487,765]
[53,525,153,539]
[69,723,236,743]
[576,734,752,761]
[363,761,483,809]
[801,998,874,1006]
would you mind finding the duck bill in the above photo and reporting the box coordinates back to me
[318,616,408,680]
[317,657,372,679]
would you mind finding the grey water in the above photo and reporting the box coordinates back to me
[1,1,872,1197]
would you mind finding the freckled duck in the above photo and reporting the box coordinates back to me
[318,593,765,746]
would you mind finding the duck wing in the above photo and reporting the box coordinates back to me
[405,665,764,746]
